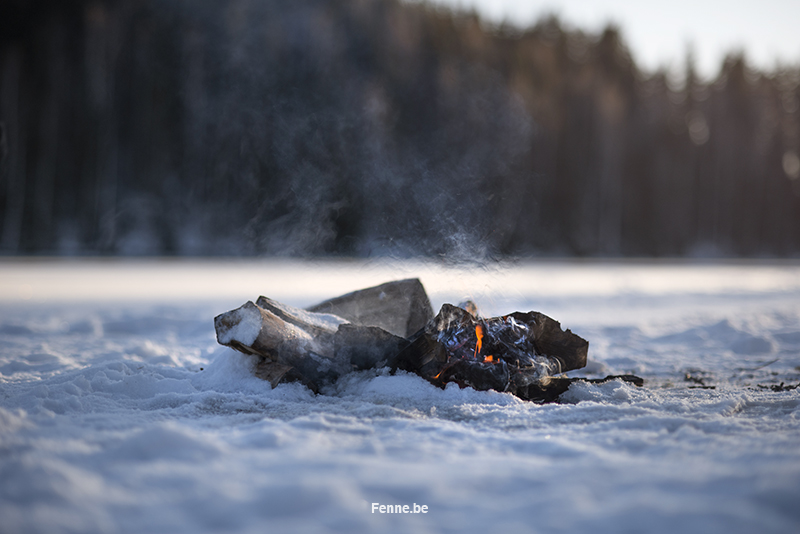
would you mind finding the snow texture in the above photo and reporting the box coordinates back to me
[1,259,799,534]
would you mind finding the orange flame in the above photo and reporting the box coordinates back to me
[473,324,484,359]
[483,355,495,363]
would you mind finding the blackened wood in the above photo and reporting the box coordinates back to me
[394,303,591,400]
[435,358,511,392]
[253,359,294,388]
[514,376,575,403]
[393,303,469,379]
[307,278,434,338]
[591,374,644,387]
[334,324,410,370]
[254,358,322,392]
[509,311,588,373]
[394,304,589,377]
[515,374,645,403]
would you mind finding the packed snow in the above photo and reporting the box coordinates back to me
[1,259,799,534]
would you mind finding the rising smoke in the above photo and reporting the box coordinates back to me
[1,0,799,257]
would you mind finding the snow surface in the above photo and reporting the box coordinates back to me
[1,259,800,534]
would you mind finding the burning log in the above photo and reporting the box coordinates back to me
[392,303,592,402]
[213,279,642,402]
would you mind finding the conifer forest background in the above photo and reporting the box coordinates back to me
[1,0,799,258]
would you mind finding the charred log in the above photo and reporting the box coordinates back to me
[254,360,304,389]
[334,324,410,371]
[515,374,645,403]
[394,303,590,398]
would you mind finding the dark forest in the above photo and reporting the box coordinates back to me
[1,0,799,258]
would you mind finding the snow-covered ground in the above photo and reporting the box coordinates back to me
[1,258,799,534]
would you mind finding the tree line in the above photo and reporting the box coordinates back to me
[1,0,799,257]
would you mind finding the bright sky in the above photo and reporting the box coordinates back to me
[423,0,800,80]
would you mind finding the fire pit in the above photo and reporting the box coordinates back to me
[214,279,642,402]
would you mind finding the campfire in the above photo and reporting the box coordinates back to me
[214,279,642,402]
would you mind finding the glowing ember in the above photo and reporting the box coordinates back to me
[483,355,495,363]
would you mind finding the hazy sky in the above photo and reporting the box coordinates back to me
[422,0,800,80]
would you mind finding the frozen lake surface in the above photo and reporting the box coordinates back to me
[1,258,800,533]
